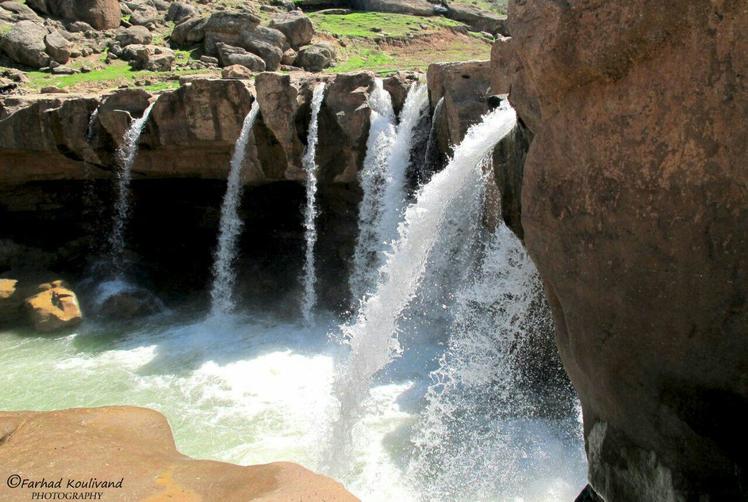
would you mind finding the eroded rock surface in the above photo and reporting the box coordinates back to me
[503,1,748,499]
[0,406,357,501]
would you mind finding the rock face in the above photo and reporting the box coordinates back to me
[23,280,82,332]
[0,406,358,501]
[427,60,492,158]
[503,1,748,500]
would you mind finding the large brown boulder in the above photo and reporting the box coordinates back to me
[0,20,50,68]
[0,406,357,501]
[23,280,82,332]
[269,11,315,49]
[28,0,120,30]
[503,1,748,500]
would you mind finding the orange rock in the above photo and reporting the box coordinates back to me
[0,406,358,502]
[23,284,82,332]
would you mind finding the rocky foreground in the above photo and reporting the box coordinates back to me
[0,406,357,501]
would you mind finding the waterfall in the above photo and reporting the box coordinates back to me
[376,82,429,248]
[350,82,430,303]
[349,79,398,303]
[209,100,262,316]
[109,101,155,275]
[86,106,100,143]
[408,222,582,501]
[326,104,518,468]
[301,83,326,324]
[422,96,445,184]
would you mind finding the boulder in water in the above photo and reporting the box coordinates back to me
[23,280,82,332]
[98,289,161,320]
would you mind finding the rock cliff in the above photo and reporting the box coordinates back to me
[498,1,748,500]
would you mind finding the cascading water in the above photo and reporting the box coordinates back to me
[376,82,429,247]
[350,82,431,303]
[349,79,398,303]
[326,104,519,470]
[109,101,155,275]
[86,106,100,143]
[209,100,262,316]
[408,223,585,501]
[422,96,445,184]
[301,83,326,325]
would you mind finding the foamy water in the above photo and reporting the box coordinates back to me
[0,307,585,501]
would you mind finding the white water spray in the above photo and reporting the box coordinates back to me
[326,104,518,468]
[86,106,100,143]
[408,223,585,501]
[109,101,155,275]
[301,83,326,324]
[209,100,261,316]
[349,79,398,302]
[350,82,430,302]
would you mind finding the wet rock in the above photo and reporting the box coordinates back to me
[269,10,314,49]
[98,289,160,320]
[216,42,266,71]
[0,20,50,68]
[505,1,748,499]
[24,280,82,332]
[116,25,152,47]
[0,407,358,501]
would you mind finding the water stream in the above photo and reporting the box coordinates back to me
[301,83,326,325]
[209,101,262,316]
[108,101,156,276]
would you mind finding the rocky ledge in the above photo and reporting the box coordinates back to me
[0,406,357,501]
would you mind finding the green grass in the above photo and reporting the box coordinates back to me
[331,49,396,74]
[309,12,463,39]
[24,60,210,92]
